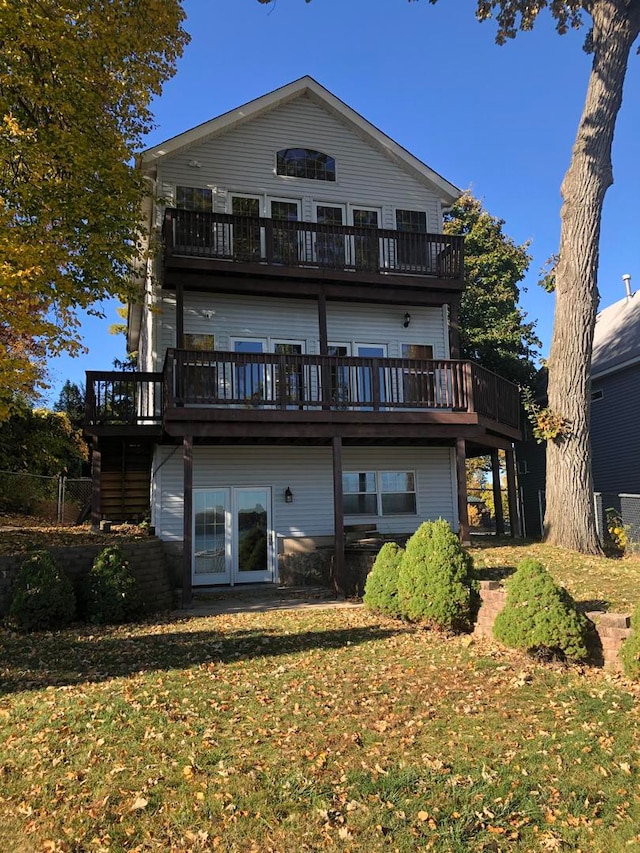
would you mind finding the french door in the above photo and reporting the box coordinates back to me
[315,203,346,267]
[269,198,301,265]
[352,207,381,272]
[193,487,273,585]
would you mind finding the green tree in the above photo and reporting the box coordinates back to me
[54,380,85,430]
[445,193,540,387]
[0,0,189,421]
[0,401,87,477]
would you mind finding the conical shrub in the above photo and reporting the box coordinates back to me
[9,551,76,631]
[493,558,590,661]
[397,519,477,631]
[363,541,404,617]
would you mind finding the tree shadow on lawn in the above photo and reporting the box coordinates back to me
[0,621,408,696]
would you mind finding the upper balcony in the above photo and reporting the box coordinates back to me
[85,350,521,444]
[162,209,465,293]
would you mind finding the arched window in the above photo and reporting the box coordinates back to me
[276,148,336,181]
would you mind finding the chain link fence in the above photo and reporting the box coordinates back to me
[0,471,92,524]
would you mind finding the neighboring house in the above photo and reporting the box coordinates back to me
[516,281,640,539]
[590,285,640,495]
[84,77,521,600]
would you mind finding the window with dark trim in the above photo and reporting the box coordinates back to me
[176,186,213,211]
[276,148,336,181]
[343,471,417,516]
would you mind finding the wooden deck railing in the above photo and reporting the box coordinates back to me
[162,209,464,280]
[85,354,520,431]
[85,371,164,427]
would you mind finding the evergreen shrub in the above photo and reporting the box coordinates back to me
[397,519,478,631]
[9,551,76,631]
[363,541,404,617]
[620,602,640,680]
[492,557,590,661]
[86,546,142,624]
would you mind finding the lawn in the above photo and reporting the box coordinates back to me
[470,538,640,613]
[1,607,639,852]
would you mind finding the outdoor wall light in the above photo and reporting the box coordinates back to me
[285,487,293,503]
[403,312,411,328]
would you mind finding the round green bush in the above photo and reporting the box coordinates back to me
[397,519,478,631]
[620,601,640,680]
[492,557,590,662]
[86,545,142,624]
[363,541,404,617]
[9,550,76,631]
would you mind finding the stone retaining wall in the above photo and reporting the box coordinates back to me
[0,539,173,618]
[473,580,632,671]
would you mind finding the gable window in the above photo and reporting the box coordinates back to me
[276,148,336,181]
[343,471,417,516]
[176,186,213,211]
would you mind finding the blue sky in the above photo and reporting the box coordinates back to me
[44,0,640,403]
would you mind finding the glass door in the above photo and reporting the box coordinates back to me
[193,489,231,585]
[272,340,305,408]
[355,344,387,409]
[234,487,273,583]
[315,204,346,268]
[231,195,262,262]
[269,199,301,265]
[352,208,381,272]
[231,338,267,405]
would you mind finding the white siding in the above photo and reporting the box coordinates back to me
[156,95,441,231]
[152,444,456,542]
[155,291,447,367]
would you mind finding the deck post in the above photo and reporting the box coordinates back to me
[90,439,101,530]
[183,434,193,607]
[490,449,505,537]
[176,283,184,349]
[332,436,345,597]
[456,438,470,544]
[505,446,521,538]
[448,300,461,359]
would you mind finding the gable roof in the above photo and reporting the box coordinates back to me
[140,76,460,206]
[591,291,640,379]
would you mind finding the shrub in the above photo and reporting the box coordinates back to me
[363,542,404,617]
[620,602,640,680]
[397,519,478,631]
[493,558,590,662]
[9,551,76,631]
[86,546,142,624]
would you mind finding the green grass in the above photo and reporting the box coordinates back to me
[470,538,640,612]
[1,607,640,851]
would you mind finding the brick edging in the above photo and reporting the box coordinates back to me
[473,580,632,671]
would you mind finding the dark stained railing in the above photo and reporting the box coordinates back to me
[85,371,163,427]
[85,354,520,431]
[162,209,464,280]
[165,350,520,428]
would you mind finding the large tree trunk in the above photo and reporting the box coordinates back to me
[544,0,640,552]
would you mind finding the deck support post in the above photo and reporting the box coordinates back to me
[183,434,193,607]
[90,439,101,530]
[505,446,521,538]
[456,438,470,544]
[332,435,345,597]
[490,449,505,537]
[448,299,461,359]
[176,283,184,349]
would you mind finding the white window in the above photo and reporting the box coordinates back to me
[343,471,417,516]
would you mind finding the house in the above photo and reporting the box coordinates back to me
[516,277,640,540]
[84,77,522,602]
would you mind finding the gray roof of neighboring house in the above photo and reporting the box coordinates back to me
[591,290,640,379]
